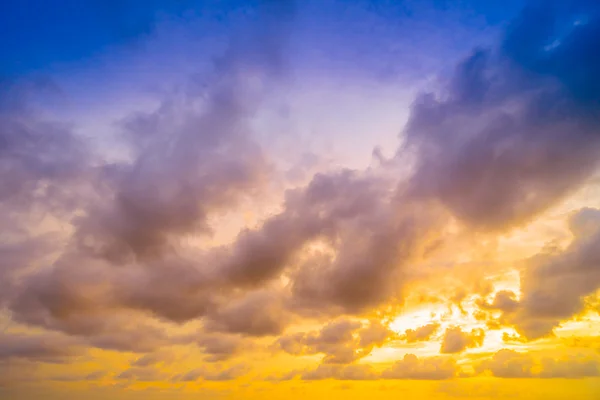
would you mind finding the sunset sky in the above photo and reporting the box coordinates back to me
[1,1,600,399]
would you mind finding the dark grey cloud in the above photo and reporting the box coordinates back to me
[9,253,191,352]
[203,290,289,337]
[287,172,446,314]
[381,354,458,380]
[301,364,377,381]
[401,2,600,230]
[74,62,274,262]
[130,349,176,367]
[503,207,600,339]
[0,81,94,309]
[287,354,459,382]
[403,323,440,343]
[476,290,519,313]
[276,319,395,364]
[4,0,298,348]
[476,349,600,378]
[196,333,244,362]
[0,332,83,363]
[172,364,247,382]
[65,168,443,332]
[294,353,459,381]
[0,81,90,210]
[49,370,108,382]
[440,326,485,354]
[117,366,168,382]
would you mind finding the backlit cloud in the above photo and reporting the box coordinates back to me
[1,0,600,398]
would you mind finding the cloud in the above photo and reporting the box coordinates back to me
[117,367,168,382]
[4,0,298,346]
[301,364,377,381]
[476,290,519,313]
[0,332,83,363]
[359,320,396,347]
[477,349,600,378]
[291,353,458,381]
[0,81,90,211]
[218,169,436,315]
[505,207,600,339]
[77,90,269,264]
[288,172,446,314]
[130,350,176,367]
[381,354,458,380]
[440,326,485,354]
[0,81,93,308]
[197,333,244,362]
[264,369,302,382]
[403,323,440,343]
[276,319,395,364]
[538,355,600,378]
[10,262,186,352]
[172,364,247,382]
[49,370,108,382]
[204,290,289,337]
[401,2,600,230]
[68,0,297,266]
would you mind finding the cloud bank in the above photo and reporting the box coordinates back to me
[1,0,600,390]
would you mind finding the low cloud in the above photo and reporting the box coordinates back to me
[477,349,600,378]
[295,353,458,381]
[502,208,600,339]
[401,3,600,231]
[196,334,244,362]
[130,350,177,367]
[476,290,519,314]
[381,354,458,380]
[117,367,168,382]
[204,290,290,337]
[440,326,485,354]
[301,364,377,381]
[0,332,83,363]
[172,364,247,382]
[276,319,395,364]
[50,370,108,382]
[403,323,440,343]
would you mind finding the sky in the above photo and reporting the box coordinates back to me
[1,0,600,399]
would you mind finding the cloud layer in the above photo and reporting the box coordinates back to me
[1,0,600,393]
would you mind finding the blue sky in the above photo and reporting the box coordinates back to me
[2,0,523,77]
[1,0,528,169]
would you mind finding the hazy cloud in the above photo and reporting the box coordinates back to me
[197,333,244,362]
[401,2,600,230]
[477,349,600,378]
[381,354,458,380]
[403,323,440,343]
[301,364,377,381]
[506,208,600,339]
[440,326,485,354]
[277,319,395,364]
[172,364,247,382]
[0,332,83,363]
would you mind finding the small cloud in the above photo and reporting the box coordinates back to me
[440,326,485,354]
[381,354,458,380]
[403,323,440,343]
